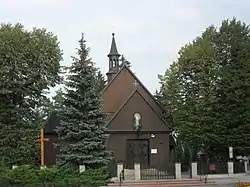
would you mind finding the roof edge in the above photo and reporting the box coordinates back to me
[106,89,137,127]
[103,65,167,114]
[106,89,172,131]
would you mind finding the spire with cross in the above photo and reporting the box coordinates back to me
[106,33,121,83]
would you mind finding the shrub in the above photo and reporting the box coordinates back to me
[79,167,111,187]
[37,167,67,186]
[0,165,39,186]
[0,165,111,187]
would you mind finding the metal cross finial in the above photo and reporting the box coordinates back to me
[132,80,139,88]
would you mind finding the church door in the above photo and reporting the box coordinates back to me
[126,139,149,169]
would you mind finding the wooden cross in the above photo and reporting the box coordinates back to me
[132,80,139,88]
[35,127,49,168]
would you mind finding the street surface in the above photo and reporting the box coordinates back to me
[197,175,250,186]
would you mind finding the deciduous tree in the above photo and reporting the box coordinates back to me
[159,18,250,159]
[0,23,62,166]
[213,18,250,156]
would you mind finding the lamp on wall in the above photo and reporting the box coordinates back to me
[150,133,155,138]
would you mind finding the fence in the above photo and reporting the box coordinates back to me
[234,161,245,173]
[140,163,175,180]
[197,161,228,175]
[107,159,117,177]
[208,161,228,174]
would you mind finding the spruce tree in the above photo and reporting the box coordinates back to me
[120,55,131,68]
[52,88,65,112]
[56,34,112,169]
[96,70,106,93]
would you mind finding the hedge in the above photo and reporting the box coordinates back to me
[0,165,111,187]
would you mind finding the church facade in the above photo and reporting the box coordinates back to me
[104,34,174,173]
[44,33,174,174]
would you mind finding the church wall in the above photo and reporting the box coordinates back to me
[44,112,60,166]
[106,89,171,170]
[107,132,170,170]
[44,134,58,166]
[103,68,134,113]
[108,91,170,131]
[137,86,163,116]
[44,132,171,170]
[103,66,165,117]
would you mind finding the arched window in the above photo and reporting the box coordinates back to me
[109,60,113,69]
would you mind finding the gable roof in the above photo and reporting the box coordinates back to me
[103,65,166,113]
[106,89,171,131]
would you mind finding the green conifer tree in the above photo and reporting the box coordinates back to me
[56,34,112,169]
[96,70,106,93]
[120,55,131,68]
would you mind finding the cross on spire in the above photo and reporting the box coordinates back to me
[132,80,139,88]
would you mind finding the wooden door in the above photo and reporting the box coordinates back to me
[126,139,149,169]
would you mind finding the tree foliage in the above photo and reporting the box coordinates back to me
[0,165,110,186]
[0,23,62,166]
[120,55,131,68]
[158,18,250,159]
[56,34,112,169]
[52,88,65,112]
[213,19,250,156]
[96,70,106,93]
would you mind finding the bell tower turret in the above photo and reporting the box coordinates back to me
[106,33,120,82]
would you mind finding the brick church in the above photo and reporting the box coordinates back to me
[44,33,175,173]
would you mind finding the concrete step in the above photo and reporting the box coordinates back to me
[108,179,216,186]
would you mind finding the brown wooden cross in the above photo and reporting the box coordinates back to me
[35,127,49,168]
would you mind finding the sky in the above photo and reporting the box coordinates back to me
[1,0,250,97]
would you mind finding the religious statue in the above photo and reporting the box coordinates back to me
[133,113,142,132]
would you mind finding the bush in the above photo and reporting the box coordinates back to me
[37,167,67,186]
[0,165,111,187]
[0,165,39,186]
[79,167,111,187]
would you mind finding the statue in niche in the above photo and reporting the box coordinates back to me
[133,113,142,132]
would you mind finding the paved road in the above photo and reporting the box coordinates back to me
[196,185,235,187]
[199,175,250,186]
